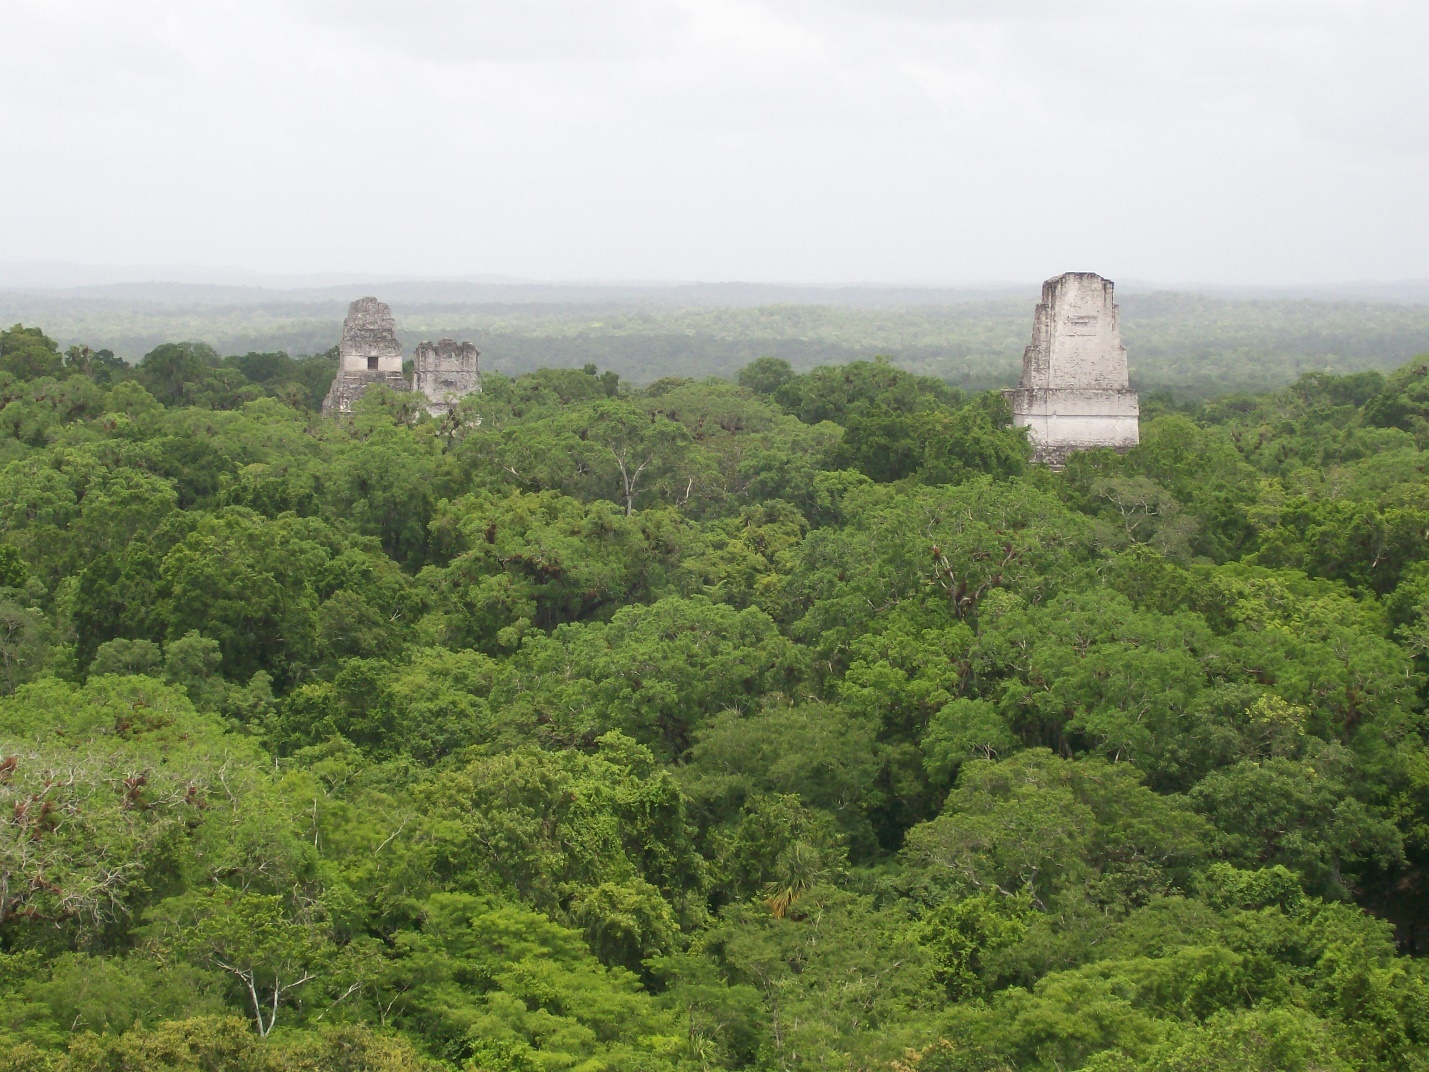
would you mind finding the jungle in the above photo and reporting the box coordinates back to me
[1,322,1428,1072]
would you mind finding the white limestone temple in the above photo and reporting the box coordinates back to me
[1003,272,1140,466]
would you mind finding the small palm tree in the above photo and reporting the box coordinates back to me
[763,841,828,919]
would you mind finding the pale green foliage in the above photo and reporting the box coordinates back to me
[904,751,1209,911]
[368,893,691,1070]
[423,732,705,922]
[0,677,240,930]
[922,700,1020,784]
[143,890,333,1036]
[697,887,939,1071]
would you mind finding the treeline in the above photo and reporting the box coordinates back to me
[10,289,1429,397]
[0,325,338,421]
[1,320,1428,1071]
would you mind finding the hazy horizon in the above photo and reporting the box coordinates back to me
[4,260,1429,302]
[4,2,1426,286]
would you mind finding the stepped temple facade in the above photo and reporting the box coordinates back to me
[1003,272,1140,466]
[321,297,480,417]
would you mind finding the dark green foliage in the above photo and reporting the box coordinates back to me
[737,356,795,396]
[772,356,959,424]
[1364,359,1429,435]
[0,545,26,589]
[139,341,221,405]
[1,333,1428,1072]
[0,325,62,381]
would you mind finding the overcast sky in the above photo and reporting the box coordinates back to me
[2,0,1425,285]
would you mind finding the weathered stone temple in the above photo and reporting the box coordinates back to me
[321,297,481,417]
[413,338,481,416]
[321,297,410,415]
[1003,272,1139,466]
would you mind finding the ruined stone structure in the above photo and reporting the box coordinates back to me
[320,298,482,418]
[321,297,411,415]
[1003,272,1139,466]
[413,338,481,416]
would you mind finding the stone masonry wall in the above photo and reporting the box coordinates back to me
[1003,272,1139,465]
[321,297,410,415]
[412,338,481,416]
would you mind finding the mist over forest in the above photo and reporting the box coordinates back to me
[6,280,1429,398]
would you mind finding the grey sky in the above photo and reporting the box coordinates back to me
[3,0,1425,285]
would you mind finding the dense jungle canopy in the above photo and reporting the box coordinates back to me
[1,322,1428,1071]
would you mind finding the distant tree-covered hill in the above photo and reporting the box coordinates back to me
[5,283,1429,397]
